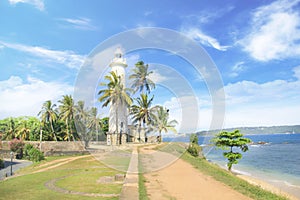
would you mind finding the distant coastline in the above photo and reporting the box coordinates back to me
[197,125,300,135]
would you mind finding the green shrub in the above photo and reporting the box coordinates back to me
[190,133,198,144]
[187,133,201,157]
[23,144,44,162]
[187,143,201,157]
[23,144,34,160]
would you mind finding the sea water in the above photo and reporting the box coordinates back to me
[166,133,300,198]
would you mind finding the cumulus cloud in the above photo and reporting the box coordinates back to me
[182,28,230,51]
[240,0,300,61]
[163,96,199,133]
[223,66,300,127]
[183,6,235,24]
[293,65,300,79]
[224,105,300,128]
[0,76,73,119]
[125,53,140,67]
[161,94,216,133]
[148,70,168,83]
[0,41,85,69]
[229,61,246,78]
[58,17,98,31]
[8,0,45,11]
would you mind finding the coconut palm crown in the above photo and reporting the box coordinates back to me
[129,61,155,94]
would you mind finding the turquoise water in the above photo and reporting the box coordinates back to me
[167,133,300,198]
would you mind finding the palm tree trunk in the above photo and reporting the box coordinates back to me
[116,103,119,145]
[50,121,57,141]
[143,122,148,143]
[138,120,141,143]
[66,118,70,142]
[159,130,162,143]
[96,121,98,142]
[39,126,43,151]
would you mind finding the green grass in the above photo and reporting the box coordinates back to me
[154,142,186,156]
[0,155,123,200]
[138,147,149,200]
[101,150,131,172]
[182,152,289,200]
[15,155,75,174]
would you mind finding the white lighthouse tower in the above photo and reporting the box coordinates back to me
[107,48,128,145]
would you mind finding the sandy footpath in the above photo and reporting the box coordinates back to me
[140,145,252,200]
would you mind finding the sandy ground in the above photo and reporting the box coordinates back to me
[140,145,252,200]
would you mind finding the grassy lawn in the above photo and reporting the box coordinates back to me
[182,151,289,200]
[154,142,186,156]
[0,154,126,200]
[101,150,131,172]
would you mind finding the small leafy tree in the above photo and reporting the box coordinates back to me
[213,130,252,171]
[187,133,201,157]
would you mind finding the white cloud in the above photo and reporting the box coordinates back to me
[225,79,299,105]
[125,53,140,67]
[9,0,45,11]
[229,61,246,77]
[184,6,235,24]
[224,105,300,128]
[293,65,300,79]
[223,66,300,127]
[0,76,73,119]
[163,96,199,133]
[148,70,167,83]
[58,17,98,31]
[0,41,85,69]
[182,28,229,51]
[162,95,214,133]
[163,66,300,131]
[240,0,300,61]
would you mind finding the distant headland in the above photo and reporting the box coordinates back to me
[197,125,300,135]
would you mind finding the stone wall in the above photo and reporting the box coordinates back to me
[1,141,86,157]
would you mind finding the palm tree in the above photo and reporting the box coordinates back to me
[59,95,76,141]
[74,100,90,147]
[129,61,155,94]
[88,107,102,141]
[98,71,132,142]
[130,93,156,142]
[152,106,178,143]
[4,118,16,140]
[38,100,58,141]
[75,101,88,121]
[16,119,31,140]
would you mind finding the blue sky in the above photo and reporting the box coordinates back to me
[0,0,300,132]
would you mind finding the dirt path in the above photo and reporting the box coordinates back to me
[140,145,252,200]
[33,155,91,173]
